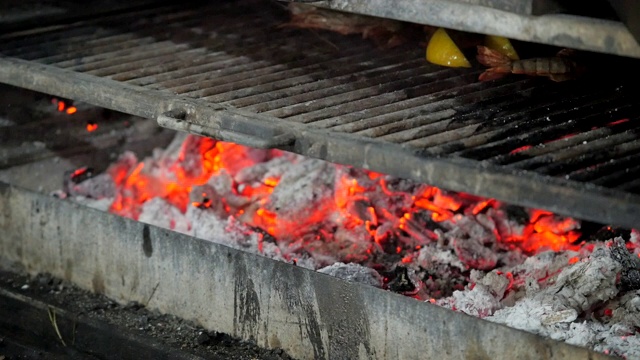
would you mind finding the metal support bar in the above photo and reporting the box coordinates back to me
[310,0,640,58]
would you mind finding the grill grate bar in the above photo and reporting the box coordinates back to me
[505,104,636,170]
[618,178,640,192]
[145,40,365,93]
[596,162,640,188]
[177,45,372,97]
[531,131,640,175]
[368,81,548,142]
[214,55,424,106]
[235,64,452,124]
[569,151,640,184]
[226,55,423,110]
[1,7,192,59]
[493,117,638,172]
[298,72,486,126]
[116,52,235,83]
[452,88,630,160]
[406,91,611,151]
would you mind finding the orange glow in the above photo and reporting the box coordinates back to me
[57,101,66,112]
[471,199,494,215]
[86,123,98,132]
[607,118,629,127]
[509,145,533,155]
[66,106,77,115]
[105,134,585,258]
[553,133,577,142]
[506,210,580,253]
[264,177,279,187]
[568,256,579,264]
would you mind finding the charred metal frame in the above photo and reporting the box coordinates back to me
[311,0,640,58]
[0,182,614,359]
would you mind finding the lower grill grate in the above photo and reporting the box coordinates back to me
[1,0,640,228]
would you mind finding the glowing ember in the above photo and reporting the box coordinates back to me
[509,145,533,155]
[66,106,77,115]
[96,134,582,262]
[86,122,98,132]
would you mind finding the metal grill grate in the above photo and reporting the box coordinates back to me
[1,0,640,228]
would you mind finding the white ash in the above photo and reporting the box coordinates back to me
[139,198,191,234]
[65,173,115,199]
[414,243,466,272]
[265,158,335,224]
[72,196,113,212]
[234,154,302,185]
[436,269,511,318]
[481,244,625,356]
[318,262,383,288]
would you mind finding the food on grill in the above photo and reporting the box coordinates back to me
[425,28,471,68]
[281,3,406,48]
[484,35,519,60]
[477,45,581,82]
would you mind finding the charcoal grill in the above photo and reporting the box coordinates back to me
[1,1,639,359]
[2,0,640,229]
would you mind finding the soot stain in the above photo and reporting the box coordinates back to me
[92,271,105,294]
[233,259,261,342]
[142,224,153,258]
[314,276,372,359]
[273,267,326,359]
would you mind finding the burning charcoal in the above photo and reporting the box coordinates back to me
[65,173,115,199]
[487,245,622,339]
[68,167,94,184]
[609,237,640,291]
[234,156,300,185]
[439,280,503,318]
[386,266,416,293]
[502,205,529,225]
[264,158,335,235]
[139,198,191,234]
[415,244,466,272]
[590,226,632,243]
[189,185,229,218]
[317,262,383,288]
[452,237,498,271]
[609,291,640,328]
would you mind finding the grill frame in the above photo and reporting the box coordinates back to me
[1,1,640,229]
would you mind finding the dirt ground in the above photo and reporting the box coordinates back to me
[0,268,293,360]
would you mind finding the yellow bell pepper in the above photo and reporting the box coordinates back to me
[426,28,471,68]
[484,35,519,60]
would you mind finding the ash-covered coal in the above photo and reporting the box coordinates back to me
[63,133,640,358]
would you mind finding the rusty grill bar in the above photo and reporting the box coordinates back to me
[1,0,640,228]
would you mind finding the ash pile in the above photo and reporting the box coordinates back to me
[59,133,640,359]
